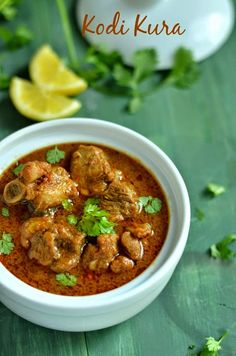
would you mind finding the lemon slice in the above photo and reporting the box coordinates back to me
[30,45,88,95]
[10,77,81,121]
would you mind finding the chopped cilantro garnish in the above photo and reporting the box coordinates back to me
[1,207,9,217]
[0,65,10,89]
[0,232,14,255]
[210,234,236,260]
[56,273,77,287]
[46,147,65,164]
[138,196,162,214]
[13,163,24,176]
[195,208,205,221]
[207,183,226,197]
[62,199,73,211]
[193,331,228,355]
[78,198,115,237]
[67,214,78,225]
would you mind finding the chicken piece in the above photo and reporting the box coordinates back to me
[51,224,86,273]
[110,256,134,273]
[82,234,119,272]
[20,217,85,272]
[70,145,114,196]
[121,232,143,260]
[29,230,60,266]
[20,216,53,248]
[27,166,78,211]
[19,161,51,184]
[101,178,139,221]
[4,161,78,212]
[126,223,153,239]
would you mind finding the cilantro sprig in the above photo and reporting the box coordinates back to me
[190,331,228,356]
[55,0,201,114]
[138,196,162,214]
[74,44,199,114]
[165,47,200,88]
[210,234,236,260]
[56,273,77,287]
[78,198,115,237]
[0,232,14,255]
[46,147,65,164]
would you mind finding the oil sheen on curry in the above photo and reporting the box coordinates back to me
[0,143,169,296]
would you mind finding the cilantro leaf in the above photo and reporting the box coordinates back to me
[139,196,162,214]
[0,24,33,50]
[62,199,73,211]
[207,183,226,197]
[0,232,14,255]
[210,234,236,260]
[113,64,134,88]
[195,208,205,221]
[13,163,24,176]
[165,47,199,88]
[1,207,9,217]
[133,48,157,82]
[46,147,65,164]
[67,214,78,225]
[78,198,116,237]
[78,45,123,82]
[0,65,10,89]
[198,331,228,356]
[0,0,21,21]
[56,273,77,287]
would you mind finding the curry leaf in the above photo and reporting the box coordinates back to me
[0,232,14,255]
[56,273,77,287]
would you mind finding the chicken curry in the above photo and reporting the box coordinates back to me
[0,143,169,296]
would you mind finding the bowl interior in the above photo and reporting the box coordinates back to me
[0,119,190,307]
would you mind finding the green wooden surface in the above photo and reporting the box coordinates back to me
[1,1,236,355]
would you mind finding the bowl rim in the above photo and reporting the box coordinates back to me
[0,118,190,309]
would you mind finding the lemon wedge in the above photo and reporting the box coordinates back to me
[29,45,87,95]
[10,77,81,121]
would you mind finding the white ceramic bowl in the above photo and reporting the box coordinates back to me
[0,118,190,331]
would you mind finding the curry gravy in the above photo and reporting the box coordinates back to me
[0,143,169,296]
